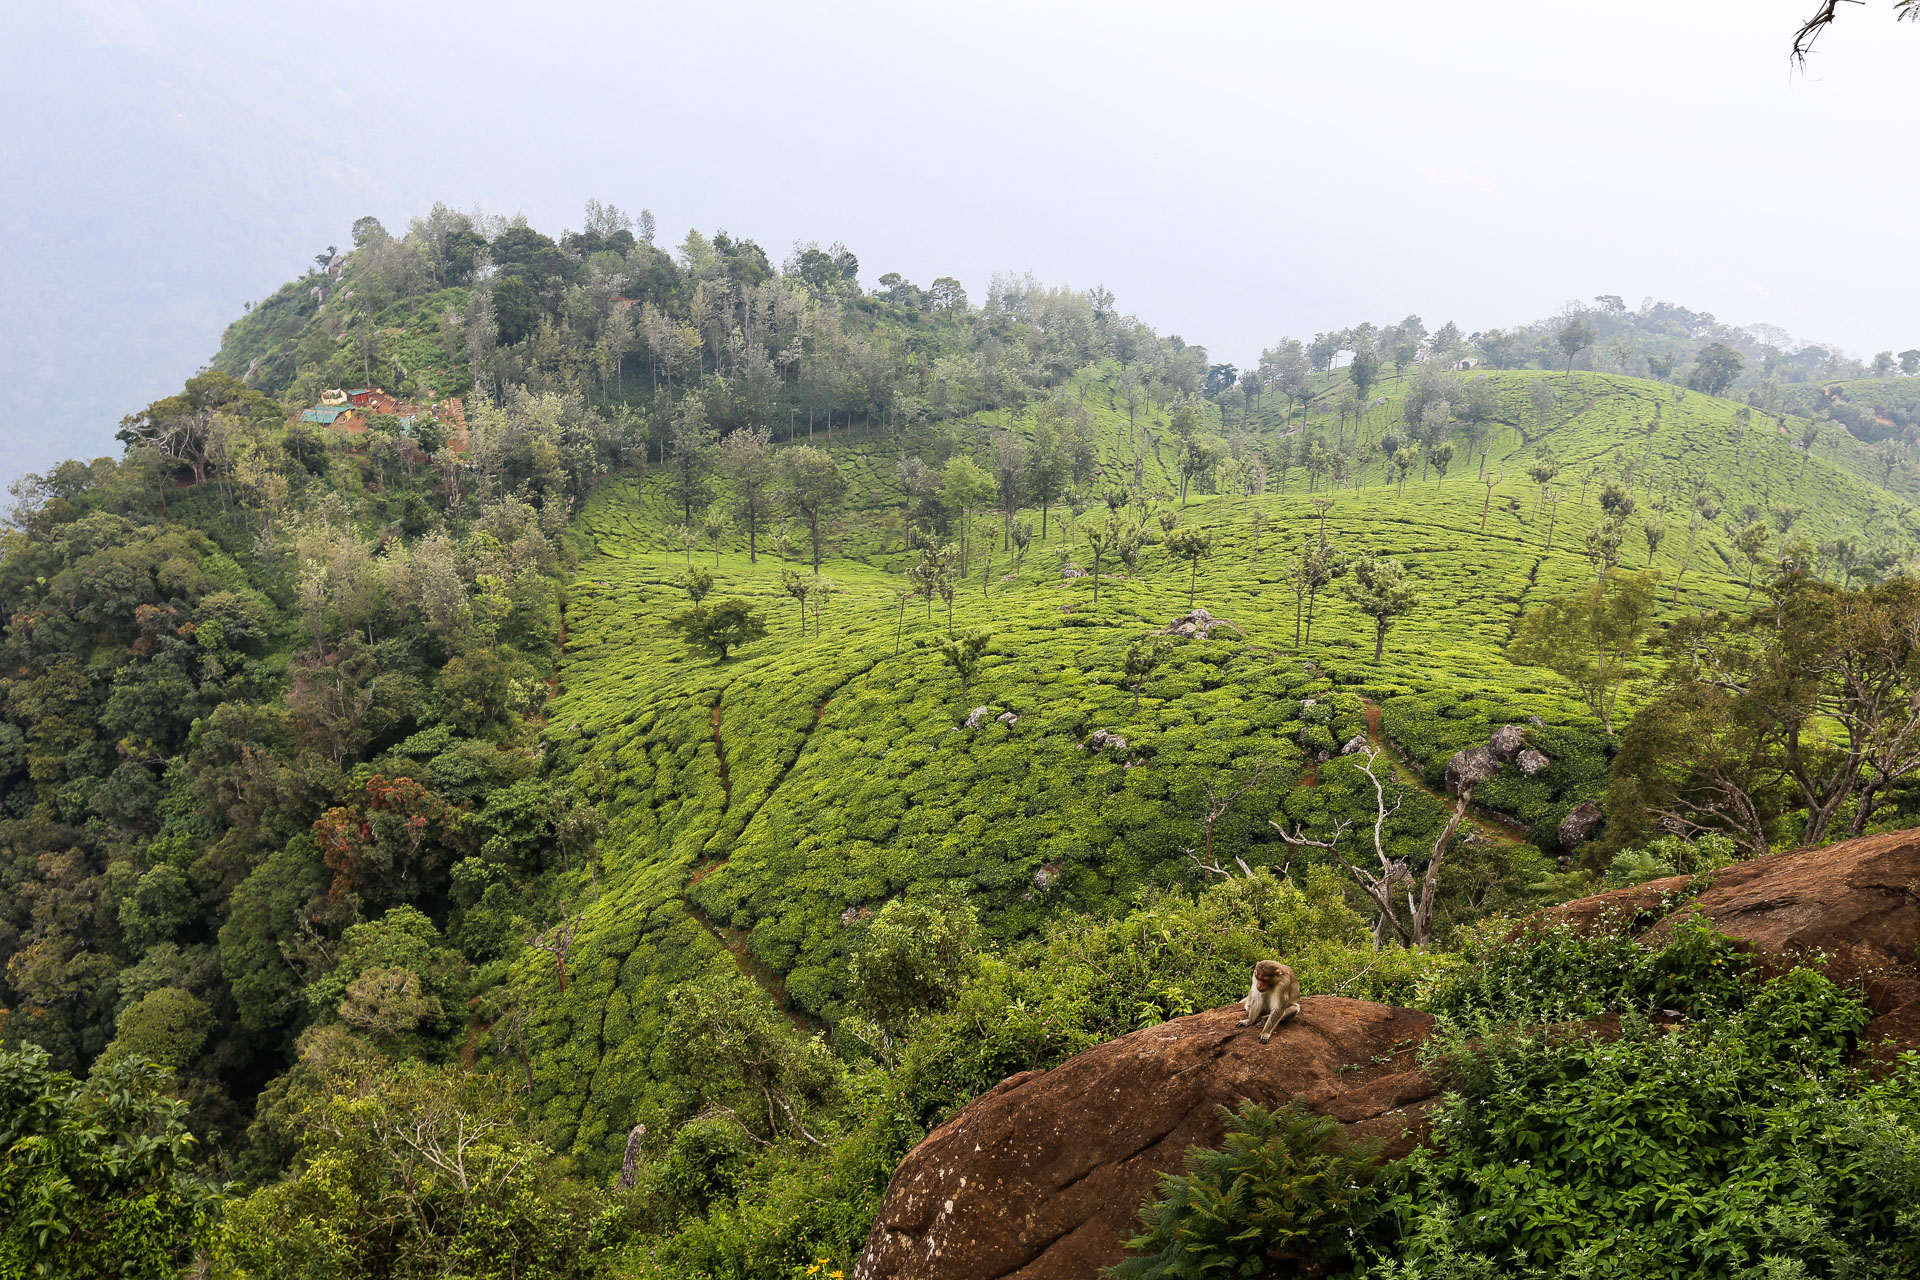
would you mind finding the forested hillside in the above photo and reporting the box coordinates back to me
[7,204,1920,1279]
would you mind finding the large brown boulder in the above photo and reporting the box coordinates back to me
[854,998,1435,1280]
[1540,827,1920,1056]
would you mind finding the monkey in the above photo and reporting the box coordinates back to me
[1236,959,1301,1044]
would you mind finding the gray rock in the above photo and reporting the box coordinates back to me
[1559,800,1604,848]
[1161,607,1244,640]
[1341,733,1369,755]
[1445,745,1502,794]
[1517,748,1551,776]
[964,706,992,730]
[1488,724,1527,762]
[1085,729,1127,753]
[1529,715,1547,728]
[997,710,1019,727]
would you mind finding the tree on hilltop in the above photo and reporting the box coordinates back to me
[1165,527,1214,606]
[1344,554,1420,662]
[116,371,278,489]
[1557,318,1596,375]
[668,597,766,661]
[718,426,773,562]
[779,446,846,571]
[1687,343,1744,397]
[1506,569,1657,734]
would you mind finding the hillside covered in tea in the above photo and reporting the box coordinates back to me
[6,205,1920,1279]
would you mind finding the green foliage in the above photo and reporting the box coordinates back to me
[1390,973,1916,1279]
[845,896,980,1043]
[1606,832,1737,886]
[1421,916,1761,1029]
[95,987,213,1074]
[671,597,769,661]
[303,907,471,1054]
[1506,569,1658,734]
[1112,1101,1391,1280]
[213,1056,615,1280]
[0,1045,219,1279]
[936,628,991,692]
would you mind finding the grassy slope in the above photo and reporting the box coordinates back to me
[522,367,1919,1164]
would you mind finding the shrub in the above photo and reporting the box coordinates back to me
[1419,912,1766,1032]
[1389,972,1912,1279]
[213,1061,610,1280]
[1110,1101,1391,1280]
[0,1045,218,1280]
[1605,832,1737,886]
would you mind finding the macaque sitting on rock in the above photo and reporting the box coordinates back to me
[1237,959,1301,1044]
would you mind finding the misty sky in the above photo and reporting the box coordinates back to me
[3,0,1914,482]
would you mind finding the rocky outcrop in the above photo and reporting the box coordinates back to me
[1445,725,1547,796]
[1160,608,1245,640]
[854,999,1435,1280]
[1559,800,1604,847]
[857,830,1920,1280]
[1444,744,1501,792]
[1541,827,1920,1058]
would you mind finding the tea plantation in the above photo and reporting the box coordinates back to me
[520,365,1920,1162]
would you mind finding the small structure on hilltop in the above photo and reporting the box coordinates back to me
[292,386,467,448]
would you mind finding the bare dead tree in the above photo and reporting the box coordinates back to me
[1184,848,1257,879]
[528,909,585,992]
[1272,747,1475,948]
[616,1123,648,1191]
[1794,0,1919,65]
[1194,762,1279,871]
[492,1003,535,1093]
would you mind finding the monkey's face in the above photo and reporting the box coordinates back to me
[1255,976,1275,992]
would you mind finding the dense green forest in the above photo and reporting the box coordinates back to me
[6,204,1920,1278]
